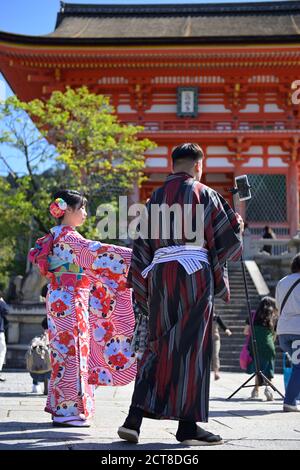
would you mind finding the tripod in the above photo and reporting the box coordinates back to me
[227,188,284,400]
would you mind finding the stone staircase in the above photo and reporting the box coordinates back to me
[214,261,281,374]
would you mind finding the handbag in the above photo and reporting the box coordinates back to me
[130,298,149,358]
[239,310,256,371]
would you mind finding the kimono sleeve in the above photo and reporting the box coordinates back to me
[62,232,105,271]
[63,233,132,291]
[88,243,132,292]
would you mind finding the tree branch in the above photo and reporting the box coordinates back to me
[0,154,18,182]
[24,144,39,191]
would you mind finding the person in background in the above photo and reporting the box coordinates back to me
[212,313,232,381]
[0,290,9,382]
[261,226,276,255]
[276,254,300,412]
[26,317,52,395]
[244,296,278,401]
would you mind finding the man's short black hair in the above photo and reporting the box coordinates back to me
[171,143,204,164]
[291,254,300,273]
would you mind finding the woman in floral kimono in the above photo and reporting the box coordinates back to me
[29,190,136,427]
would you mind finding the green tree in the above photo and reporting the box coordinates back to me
[20,86,154,200]
[0,86,155,289]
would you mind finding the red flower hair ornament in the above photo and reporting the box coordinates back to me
[49,198,68,218]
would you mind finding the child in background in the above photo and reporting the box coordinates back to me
[26,317,51,395]
[244,296,278,401]
[212,313,232,381]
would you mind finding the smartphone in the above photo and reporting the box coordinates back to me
[235,175,251,201]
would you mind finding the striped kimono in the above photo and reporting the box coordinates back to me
[128,172,243,422]
[30,225,136,420]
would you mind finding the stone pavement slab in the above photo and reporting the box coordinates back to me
[0,371,299,450]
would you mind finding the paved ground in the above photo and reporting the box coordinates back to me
[0,370,299,451]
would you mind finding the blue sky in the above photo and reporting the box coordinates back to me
[0,0,281,174]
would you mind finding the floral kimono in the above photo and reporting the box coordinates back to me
[29,225,136,419]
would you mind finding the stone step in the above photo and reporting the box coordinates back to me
[218,327,247,332]
[220,340,245,344]
[229,287,254,290]
[213,261,276,371]
[229,275,253,280]
[217,302,258,307]
[214,304,257,309]
[214,313,248,317]
[216,306,249,310]
[219,366,241,372]
[229,287,254,291]
[209,261,273,372]
[229,291,257,294]
[214,318,247,322]
[222,327,245,331]
[214,306,251,311]
[214,311,252,315]
[220,343,283,351]
[229,286,256,289]
[216,313,247,316]
[224,297,258,301]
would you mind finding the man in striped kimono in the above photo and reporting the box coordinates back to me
[118,143,243,446]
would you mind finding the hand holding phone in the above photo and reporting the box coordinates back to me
[235,175,251,201]
[235,212,244,233]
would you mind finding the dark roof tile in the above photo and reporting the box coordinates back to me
[48,1,300,40]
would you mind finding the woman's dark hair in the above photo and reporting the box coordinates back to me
[291,254,300,273]
[254,296,277,330]
[0,283,4,298]
[263,226,276,238]
[52,189,87,223]
[171,143,204,165]
[41,317,48,330]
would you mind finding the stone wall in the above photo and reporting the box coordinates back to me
[254,256,292,296]
[5,303,47,369]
